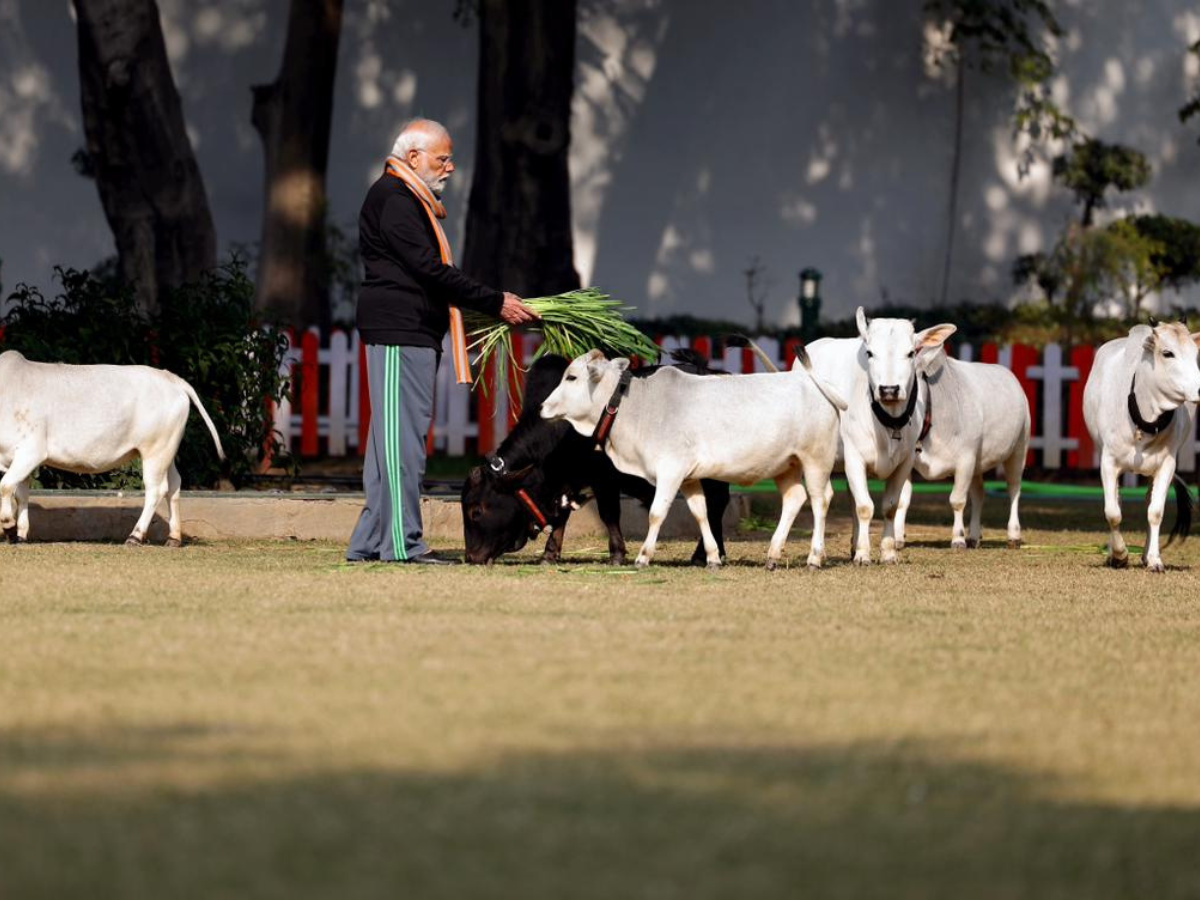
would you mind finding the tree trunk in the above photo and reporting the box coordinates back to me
[938,60,965,307]
[73,0,217,313]
[251,0,344,329]
[462,0,580,297]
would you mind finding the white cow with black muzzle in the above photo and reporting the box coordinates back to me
[539,348,847,569]
[1083,322,1200,572]
[891,347,1031,550]
[805,308,956,564]
[0,350,225,545]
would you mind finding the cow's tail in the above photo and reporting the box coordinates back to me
[792,344,849,412]
[180,380,227,461]
[1166,474,1193,547]
[724,333,848,412]
[725,334,781,373]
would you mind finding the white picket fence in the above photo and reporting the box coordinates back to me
[273,328,1200,474]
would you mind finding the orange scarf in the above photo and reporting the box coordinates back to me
[384,155,471,385]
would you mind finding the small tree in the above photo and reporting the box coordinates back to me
[1126,214,1200,292]
[743,256,770,334]
[1052,138,1151,227]
[923,0,1076,305]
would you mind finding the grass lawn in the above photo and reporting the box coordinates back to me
[1,494,1199,898]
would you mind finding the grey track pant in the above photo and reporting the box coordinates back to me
[347,344,438,561]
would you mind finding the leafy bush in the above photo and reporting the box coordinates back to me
[1,259,291,489]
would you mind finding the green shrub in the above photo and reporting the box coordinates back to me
[1,259,292,489]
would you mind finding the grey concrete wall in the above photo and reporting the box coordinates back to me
[2,0,1197,322]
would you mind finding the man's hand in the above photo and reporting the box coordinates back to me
[499,292,541,326]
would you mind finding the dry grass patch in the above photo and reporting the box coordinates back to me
[1,497,1199,898]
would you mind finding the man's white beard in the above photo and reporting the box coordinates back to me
[424,173,449,197]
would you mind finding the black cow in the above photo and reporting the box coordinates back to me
[461,353,731,565]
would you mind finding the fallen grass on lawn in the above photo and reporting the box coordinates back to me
[1,495,1199,899]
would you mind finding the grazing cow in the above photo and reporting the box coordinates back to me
[0,350,225,545]
[805,308,956,564]
[891,346,1030,550]
[540,348,847,569]
[1083,322,1199,572]
[461,353,730,565]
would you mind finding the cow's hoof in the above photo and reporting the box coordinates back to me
[124,536,145,548]
[706,560,722,572]
[3,526,19,544]
[894,540,905,551]
[966,538,980,549]
[765,557,779,572]
[165,538,183,549]
[805,554,823,570]
[881,554,899,566]
[608,555,627,567]
[1145,560,1166,574]
[1007,539,1022,550]
[634,556,650,568]
[1107,555,1129,569]
[951,539,967,550]
[539,555,560,566]
[852,555,871,567]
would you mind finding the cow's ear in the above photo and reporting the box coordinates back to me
[611,358,630,374]
[1191,331,1200,349]
[501,463,535,484]
[468,467,483,486]
[914,323,956,352]
[586,356,608,382]
[856,307,870,341]
[582,349,605,363]
[1143,331,1158,354]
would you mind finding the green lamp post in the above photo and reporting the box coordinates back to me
[798,267,823,342]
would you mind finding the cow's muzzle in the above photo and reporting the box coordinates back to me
[877,384,902,402]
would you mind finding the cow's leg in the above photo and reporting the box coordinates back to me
[698,480,731,564]
[948,463,973,549]
[591,478,627,565]
[680,479,721,569]
[880,462,912,564]
[966,470,985,548]
[765,467,803,571]
[163,464,183,547]
[1004,448,1024,549]
[1,447,43,541]
[13,479,30,542]
[127,457,165,546]
[1143,458,1176,573]
[635,472,684,568]
[893,478,913,550]
[1099,452,1128,568]
[541,523,565,564]
[844,453,874,565]
[803,462,832,569]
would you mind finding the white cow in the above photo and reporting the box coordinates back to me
[892,346,1030,550]
[0,350,225,546]
[1083,322,1200,572]
[540,348,847,569]
[806,308,956,564]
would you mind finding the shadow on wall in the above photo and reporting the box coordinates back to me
[1,723,1197,897]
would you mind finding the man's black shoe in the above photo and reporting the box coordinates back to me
[406,551,459,566]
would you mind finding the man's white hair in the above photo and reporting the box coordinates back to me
[391,119,449,158]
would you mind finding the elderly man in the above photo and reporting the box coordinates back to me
[347,119,538,565]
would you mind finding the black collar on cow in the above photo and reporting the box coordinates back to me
[592,367,634,448]
[1127,375,1176,439]
[917,374,933,444]
[870,375,920,439]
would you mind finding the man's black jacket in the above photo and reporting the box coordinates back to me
[356,171,503,348]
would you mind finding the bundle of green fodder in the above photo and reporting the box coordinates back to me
[464,287,660,395]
